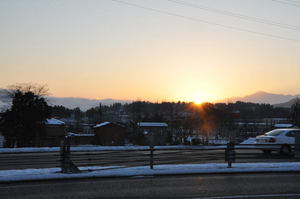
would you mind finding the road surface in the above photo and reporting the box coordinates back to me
[1,173,300,198]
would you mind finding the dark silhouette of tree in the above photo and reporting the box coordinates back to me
[86,105,103,124]
[292,99,300,126]
[50,105,72,118]
[73,107,83,122]
[0,84,50,147]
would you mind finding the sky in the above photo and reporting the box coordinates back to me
[0,0,300,103]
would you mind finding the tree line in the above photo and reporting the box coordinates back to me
[0,84,299,147]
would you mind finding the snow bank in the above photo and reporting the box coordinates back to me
[0,144,268,153]
[240,138,256,144]
[0,145,228,153]
[1,162,300,183]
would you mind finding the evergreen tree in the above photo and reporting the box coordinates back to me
[0,85,50,147]
[292,99,300,126]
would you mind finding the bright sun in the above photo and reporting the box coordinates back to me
[193,98,204,105]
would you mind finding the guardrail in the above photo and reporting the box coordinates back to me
[0,143,298,171]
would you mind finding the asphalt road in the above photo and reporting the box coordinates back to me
[1,173,300,199]
[0,149,295,170]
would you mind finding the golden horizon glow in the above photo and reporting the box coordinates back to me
[190,93,209,104]
[193,99,204,105]
[0,1,299,101]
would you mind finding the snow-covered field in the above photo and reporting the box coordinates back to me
[1,162,300,183]
[240,137,256,144]
[0,144,265,153]
[0,137,259,153]
[0,145,229,153]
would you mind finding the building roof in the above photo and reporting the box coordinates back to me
[274,123,294,128]
[94,122,125,128]
[45,118,65,125]
[94,122,110,128]
[68,132,95,137]
[137,122,168,127]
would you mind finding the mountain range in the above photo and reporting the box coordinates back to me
[220,91,300,105]
[0,89,131,111]
[0,89,299,111]
[46,97,131,111]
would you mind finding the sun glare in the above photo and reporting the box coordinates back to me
[190,93,214,105]
[193,98,204,105]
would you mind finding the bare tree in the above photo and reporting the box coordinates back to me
[8,83,49,97]
[0,83,50,147]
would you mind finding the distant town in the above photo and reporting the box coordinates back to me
[0,85,299,148]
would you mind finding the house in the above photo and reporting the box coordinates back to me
[43,118,66,146]
[68,132,95,146]
[93,122,126,145]
[137,122,168,145]
[274,123,294,128]
[0,131,4,148]
[67,123,94,145]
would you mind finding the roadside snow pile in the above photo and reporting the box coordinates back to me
[0,145,226,153]
[209,139,228,144]
[1,162,300,183]
[0,166,122,177]
[0,144,266,153]
[45,118,65,125]
[240,138,256,144]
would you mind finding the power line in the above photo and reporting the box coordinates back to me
[270,0,300,7]
[168,0,300,31]
[111,0,300,43]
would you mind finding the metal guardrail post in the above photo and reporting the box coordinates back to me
[295,134,300,159]
[149,131,155,169]
[60,139,66,173]
[225,141,236,168]
[150,145,154,169]
[60,136,80,173]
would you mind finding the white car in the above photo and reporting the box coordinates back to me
[255,128,300,154]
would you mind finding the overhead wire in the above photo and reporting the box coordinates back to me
[168,0,300,31]
[111,0,300,43]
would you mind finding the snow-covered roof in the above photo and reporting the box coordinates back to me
[68,132,95,137]
[274,123,294,128]
[94,122,111,128]
[236,122,267,126]
[45,118,65,125]
[94,122,125,128]
[137,122,168,127]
